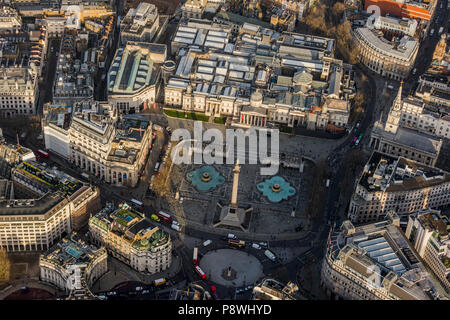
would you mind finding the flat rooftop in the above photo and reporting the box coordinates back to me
[355,27,418,61]
[359,151,449,193]
[42,233,103,267]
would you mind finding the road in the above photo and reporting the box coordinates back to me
[404,0,449,95]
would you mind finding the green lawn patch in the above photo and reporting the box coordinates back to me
[214,116,226,124]
[279,126,293,134]
[164,109,209,122]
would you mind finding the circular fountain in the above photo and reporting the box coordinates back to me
[257,176,296,203]
[186,165,225,191]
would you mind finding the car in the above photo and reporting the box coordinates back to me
[246,285,253,291]
[98,295,107,300]
[259,242,268,248]
[352,136,358,143]
[107,291,117,296]
[129,291,137,296]
[252,243,261,250]
[210,285,217,292]
[236,288,244,294]
[356,122,360,128]
[136,286,143,291]
[142,290,150,294]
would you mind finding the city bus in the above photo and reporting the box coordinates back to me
[156,210,172,223]
[130,199,143,210]
[36,149,49,159]
[194,265,207,280]
[228,239,246,248]
[193,247,198,265]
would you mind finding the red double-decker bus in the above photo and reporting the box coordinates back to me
[36,149,49,160]
[194,265,207,280]
[156,210,172,223]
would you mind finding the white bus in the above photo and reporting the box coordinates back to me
[130,199,143,209]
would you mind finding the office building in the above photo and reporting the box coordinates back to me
[321,212,446,300]
[89,203,172,273]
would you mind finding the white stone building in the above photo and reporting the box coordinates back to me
[348,151,450,224]
[0,161,101,251]
[107,42,167,114]
[89,203,172,274]
[0,67,38,118]
[321,213,447,300]
[353,27,419,81]
[40,233,107,299]
[119,3,160,45]
[405,209,450,294]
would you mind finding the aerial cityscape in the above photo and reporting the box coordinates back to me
[0,0,448,305]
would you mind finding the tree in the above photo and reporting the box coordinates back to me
[331,2,346,22]
[338,150,365,206]
[307,160,330,220]
[0,248,10,284]
[304,3,329,36]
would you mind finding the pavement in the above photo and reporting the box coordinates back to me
[92,255,182,293]
[199,249,263,287]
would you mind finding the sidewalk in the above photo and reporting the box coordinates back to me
[92,255,182,293]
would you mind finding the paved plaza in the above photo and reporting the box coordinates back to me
[199,249,263,287]
[160,158,312,234]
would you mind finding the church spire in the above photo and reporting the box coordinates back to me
[395,81,403,105]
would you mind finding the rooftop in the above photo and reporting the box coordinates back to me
[359,151,449,193]
[329,216,444,300]
[373,124,442,155]
[90,203,170,251]
[355,27,418,61]
[107,42,166,96]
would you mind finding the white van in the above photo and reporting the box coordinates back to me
[203,240,212,247]
[252,243,261,250]
[154,162,160,172]
[227,234,237,240]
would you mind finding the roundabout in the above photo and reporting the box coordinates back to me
[199,249,263,287]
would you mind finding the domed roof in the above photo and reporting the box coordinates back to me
[251,90,263,102]
[293,70,313,85]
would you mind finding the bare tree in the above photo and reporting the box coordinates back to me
[307,160,330,220]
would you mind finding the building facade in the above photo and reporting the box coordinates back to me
[321,213,446,300]
[353,27,419,81]
[0,67,38,118]
[405,209,450,293]
[39,233,107,298]
[348,152,450,224]
[107,42,167,114]
[89,203,173,274]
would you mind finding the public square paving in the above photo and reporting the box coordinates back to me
[199,249,263,287]
[162,159,313,234]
